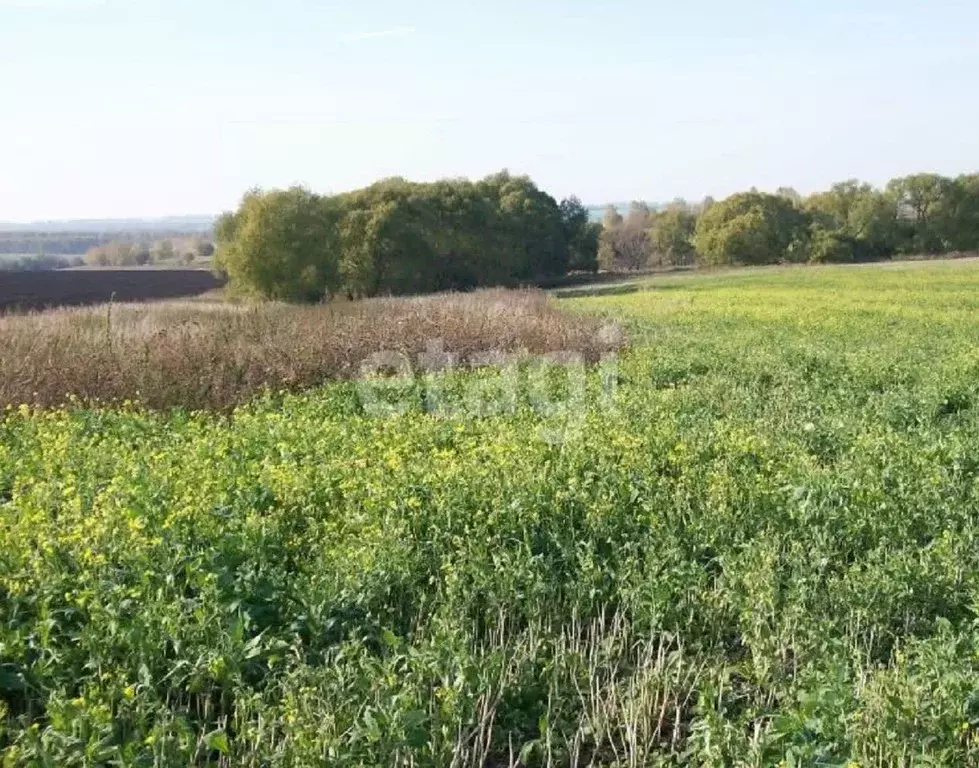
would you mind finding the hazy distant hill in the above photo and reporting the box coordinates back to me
[0,216,215,235]
[0,216,218,260]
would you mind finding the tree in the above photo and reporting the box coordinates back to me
[693,192,809,266]
[330,172,575,296]
[151,239,175,263]
[886,174,955,254]
[598,203,651,271]
[805,181,899,260]
[215,173,590,301]
[114,242,136,266]
[560,196,600,272]
[486,172,568,279]
[649,207,698,266]
[602,204,623,230]
[806,225,860,263]
[776,187,803,206]
[937,174,979,252]
[216,187,341,302]
[85,245,110,267]
[214,212,238,245]
[194,238,216,259]
[133,243,152,266]
[338,196,431,298]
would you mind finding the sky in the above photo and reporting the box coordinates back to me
[1,0,977,221]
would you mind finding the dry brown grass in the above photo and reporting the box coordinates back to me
[0,289,622,410]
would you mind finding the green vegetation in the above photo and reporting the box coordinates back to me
[0,225,215,266]
[214,174,601,301]
[692,192,809,266]
[0,234,105,258]
[0,254,84,272]
[85,237,214,268]
[599,172,979,271]
[4,261,979,764]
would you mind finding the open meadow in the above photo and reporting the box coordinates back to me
[4,261,979,764]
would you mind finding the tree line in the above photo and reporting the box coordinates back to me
[600,172,979,270]
[85,237,215,267]
[0,254,84,272]
[0,231,215,258]
[214,172,599,301]
[215,170,979,301]
[0,234,104,256]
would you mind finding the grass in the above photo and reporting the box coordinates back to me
[0,289,617,410]
[3,261,979,764]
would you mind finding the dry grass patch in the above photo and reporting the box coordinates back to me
[0,289,621,410]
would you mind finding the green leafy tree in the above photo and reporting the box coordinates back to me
[806,225,861,263]
[937,174,979,252]
[330,173,573,297]
[113,242,135,266]
[484,171,569,278]
[85,241,139,266]
[693,192,809,266]
[194,238,216,259]
[152,239,175,263]
[560,196,600,272]
[776,187,803,206]
[649,206,698,266]
[133,243,152,266]
[338,196,431,297]
[216,187,341,301]
[805,181,899,260]
[886,174,955,254]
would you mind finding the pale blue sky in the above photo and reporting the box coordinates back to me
[1,0,977,221]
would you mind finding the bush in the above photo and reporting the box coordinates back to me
[649,206,698,266]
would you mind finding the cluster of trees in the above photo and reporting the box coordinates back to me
[85,238,215,267]
[0,234,103,256]
[215,173,601,301]
[0,254,84,272]
[600,172,979,269]
[598,201,701,270]
[216,170,979,301]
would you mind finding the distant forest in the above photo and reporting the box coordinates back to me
[0,231,216,271]
[0,233,114,256]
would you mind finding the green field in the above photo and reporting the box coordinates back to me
[5,261,979,765]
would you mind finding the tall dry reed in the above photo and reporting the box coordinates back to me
[0,289,621,410]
